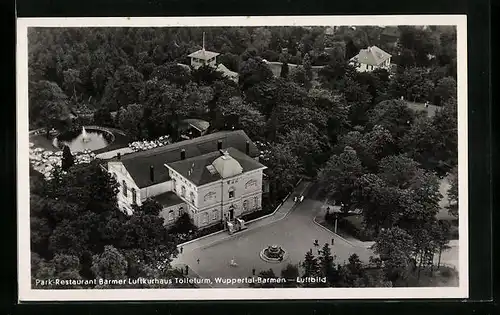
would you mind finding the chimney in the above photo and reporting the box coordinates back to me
[245,141,250,155]
[181,149,186,160]
[217,140,222,150]
[116,152,121,160]
[150,165,154,182]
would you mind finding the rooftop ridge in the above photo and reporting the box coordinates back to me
[120,130,248,160]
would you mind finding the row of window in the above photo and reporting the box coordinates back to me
[112,173,137,204]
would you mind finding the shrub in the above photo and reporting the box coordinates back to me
[336,215,375,241]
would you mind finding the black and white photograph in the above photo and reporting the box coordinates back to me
[17,15,468,301]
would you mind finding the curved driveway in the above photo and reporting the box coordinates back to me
[172,182,375,287]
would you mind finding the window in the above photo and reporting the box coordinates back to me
[228,187,235,199]
[122,180,127,197]
[179,207,184,217]
[212,209,218,221]
[202,212,209,224]
[181,186,186,197]
[168,210,174,221]
[132,188,137,205]
[243,200,248,211]
[254,196,258,208]
[190,192,195,203]
[204,191,216,201]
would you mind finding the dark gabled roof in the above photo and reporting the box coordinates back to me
[117,130,259,188]
[180,119,210,132]
[153,191,185,208]
[167,147,266,186]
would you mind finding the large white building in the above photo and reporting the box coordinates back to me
[106,130,266,229]
[349,45,392,72]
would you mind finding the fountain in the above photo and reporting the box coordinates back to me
[53,126,114,153]
[260,244,287,263]
[81,126,90,143]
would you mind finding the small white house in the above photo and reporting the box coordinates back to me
[349,45,392,72]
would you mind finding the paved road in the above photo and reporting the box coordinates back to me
[172,181,374,288]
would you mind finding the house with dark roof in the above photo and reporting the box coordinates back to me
[349,45,392,72]
[106,130,266,229]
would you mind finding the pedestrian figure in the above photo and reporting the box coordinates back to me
[252,268,256,276]
[331,238,335,245]
[180,246,183,254]
[185,265,189,275]
[314,239,319,247]
[197,258,200,264]
[318,250,321,255]
[425,101,429,108]
[294,196,297,202]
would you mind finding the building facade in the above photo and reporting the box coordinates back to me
[106,130,265,229]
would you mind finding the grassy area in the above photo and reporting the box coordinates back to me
[406,101,441,118]
[321,214,375,242]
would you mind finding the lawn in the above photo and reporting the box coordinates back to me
[406,101,441,118]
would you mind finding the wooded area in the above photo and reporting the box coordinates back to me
[29,25,459,288]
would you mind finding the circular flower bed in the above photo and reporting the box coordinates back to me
[260,245,287,263]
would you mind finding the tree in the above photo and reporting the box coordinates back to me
[255,269,278,288]
[102,65,145,111]
[279,125,325,176]
[280,61,289,78]
[29,80,71,134]
[353,174,404,234]
[263,142,304,201]
[319,146,363,211]
[302,53,313,81]
[169,213,197,235]
[373,227,415,282]
[288,66,308,89]
[302,250,320,284]
[239,57,274,90]
[390,67,434,102]
[280,264,300,287]
[117,103,145,140]
[91,245,128,280]
[318,243,338,286]
[377,154,420,189]
[447,166,458,216]
[434,76,457,105]
[367,99,415,141]
[150,63,191,86]
[430,98,458,174]
[61,145,74,171]
[191,65,225,86]
[62,68,82,102]
[216,96,266,139]
[93,107,114,127]
[133,198,162,216]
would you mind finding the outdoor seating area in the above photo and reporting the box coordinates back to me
[128,135,172,152]
[29,143,96,179]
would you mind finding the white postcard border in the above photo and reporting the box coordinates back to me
[17,15,469,301]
